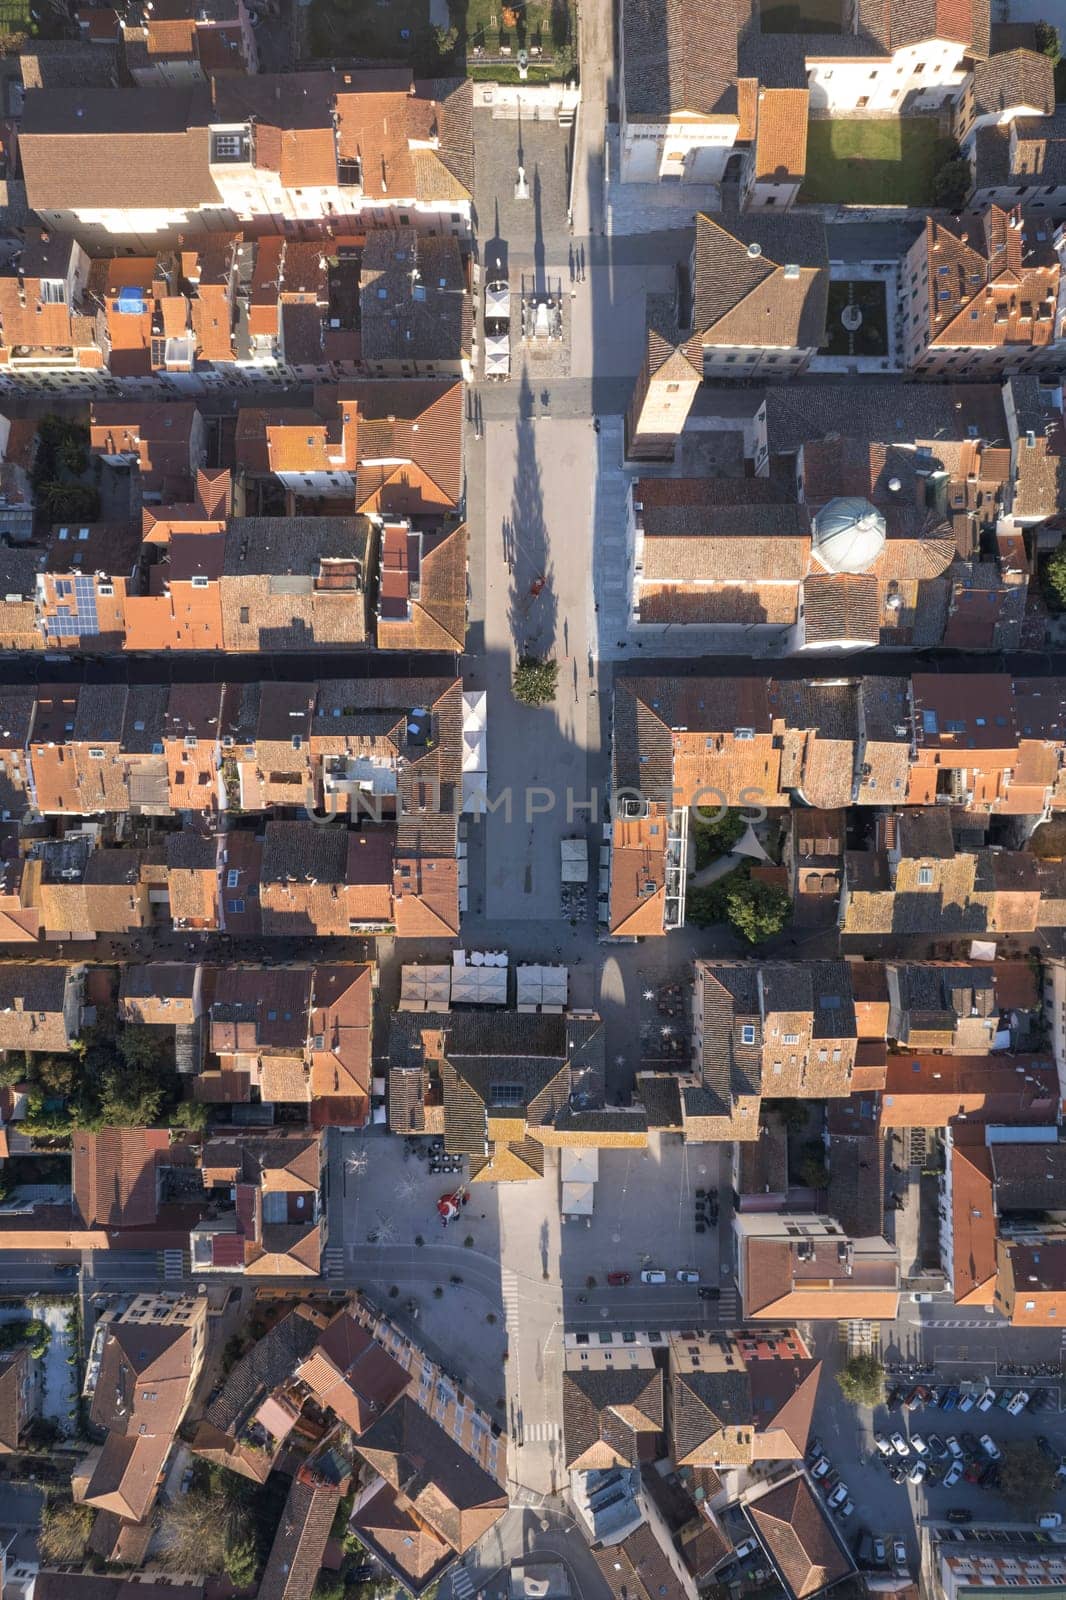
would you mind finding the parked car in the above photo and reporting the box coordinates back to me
[980,1435,1002,1460]
[928,1434,950,1460]
[811,1455,832,1479]
[1039,1514,1063,1530]
[827,1483,849,1509]
[908,1461,927,1484]
[957,1390,978,1413]
[886,1386,904,1412]
[874,1433,893,1457]
[947,1509,973,1524]
[976,1389,996,1411]
[733,1540,757,1561]
[964,1462,983,1484]
[52,1263,77,1276]
[888,1463,908,1483]
[676,1269,700,1284]
[1006,1391,1030,1416]
[938,1387,960,1412]
[697,1287,720,1300]
[943,1460,964,1489]
[806,1437,824,1463]
[835,1499,854,1520]
[607,1272,631,1286]
[905,1386,931,1410]
[960,1432,981,1456]
[910,1434,929,1457]
[946,1435,964,1458]
[891,1433,910,1457]
[995,1390,1016,1411]
[979,1461,1000,1490]
[892,1539,908,1569]
[640,1269,666,1284]
[872,1537,887,1567]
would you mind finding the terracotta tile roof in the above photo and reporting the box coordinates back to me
[563,1367,663,1470]
[747,1476,852,1600]
[0,1348,28,1452]
[802,573,879,645]
[609,812,668,937]
[917,208,1061,352]
[594,1524,690,1600]
[971,48,1054,121]
[258,1478,339,1600]
[621,0,740,120]
[694,212,828,352]
[73,1128,170,1229]
[753,89,808,183]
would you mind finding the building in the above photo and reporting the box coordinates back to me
[742,1474,854,1600]
[20,74,474,249]
[73,1128,172,1231]
[562,1361,664,1472]
[120,0,259,86]
[388,1010,628,1180]
[0,964,84,1057]
[971,106,1066,215]
[0,1348,37,1453]
[668,1327,819,1469]
[359,230,471,379]
[78,1293,207,1532]
[734,1212,900,1320]
[902,207,1066,377]
[257,1477,339,1600]
[193,1131,326,1274]
[953,47,1055,149]
[995,1237,1066,1325]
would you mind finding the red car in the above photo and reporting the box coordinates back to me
[607,1272,631,1286]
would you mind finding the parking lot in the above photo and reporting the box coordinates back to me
[806,1363,1066,1575]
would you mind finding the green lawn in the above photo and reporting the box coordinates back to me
[821,280,888,357]
[800,117,954,205]
[759,0,841,33]
[306,0,437,65]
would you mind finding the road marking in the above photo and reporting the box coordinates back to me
[451,1569,475,1600]
[522,1422,561,1442]
[162,1250,186,1281]
[925,1320,999,1329]
[322,1247,346,1279]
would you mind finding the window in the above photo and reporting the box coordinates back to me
[226,898,245,913]
[666,382,680,393]
[1025,1300,1036,1311]
[191,574,209,589]
[239,606,250,625]
[918,866,933,886]
[39,279,66,304]
[490,1083,523,1106]
[741,1024,756,1045]
[88,747,105,759]
[226,868,240,888]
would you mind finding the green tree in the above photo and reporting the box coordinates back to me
[224,1534,259,1588]
[800,1153,830,1189]
[0,1054,26,1087]
[35,1052,78,1097]
[512,655,558,707]
[172,1099,209,1131]
[763,1098,810,1133]
[313,1576,347,1600]
[692,806,747,869]
[1045,544,1066,609]
[37,482,101,521]
[1035,20,1061,64]
[723,875,792,944]
[933,155,971,210]
[0,1319,50,1358]
[997,1441,1057,1508]
[836,1353,884,1408]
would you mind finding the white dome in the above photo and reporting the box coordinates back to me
[811,496,886,575]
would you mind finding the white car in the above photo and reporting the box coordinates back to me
[943,1460,964,1488]
[976,1390,996,1412]
[910,1434,929,1457]
[640,1269,667,1284]
[734,1540,757,1561]
[811,1455,832,1479]
[827,1483,849,1509]
[1039,1514,1063,1530]
[957,1392,977,1413]
[979,1435,1001,1459]
[891,1433,910,1457]
[676,1269,700,1284]
[946,1436,964,1458]
[1006,1391,1030,1417]
[874,1433,893,1457]
[835,1499,854,1520]
[908,1461,927,1484]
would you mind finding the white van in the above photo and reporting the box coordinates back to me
[640,1269,667,1284]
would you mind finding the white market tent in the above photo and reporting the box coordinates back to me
[560,1147,600,1184]
[516,963,569,1010]
[450,964,508,1005]
[561,1181,595,1215]
[399,964,451,1010]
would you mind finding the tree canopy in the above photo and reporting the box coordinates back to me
[997,1441,1057,1508]
[836,1354,884,1408]
[512,655,558,707]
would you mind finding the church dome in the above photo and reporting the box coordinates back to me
[811,497,886,575]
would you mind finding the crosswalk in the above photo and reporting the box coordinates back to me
[714,1288,738,1322]
[522,1421,561,1443]
[927,1319,994,1330]
[162,1250,186,1281]
[322,1246,346,1279]
[501,1269,520,1328]
[449,1567,475,1600]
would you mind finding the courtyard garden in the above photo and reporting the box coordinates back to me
[821,279,888,357]
[305,0,572,80]
[800,117,955,205]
